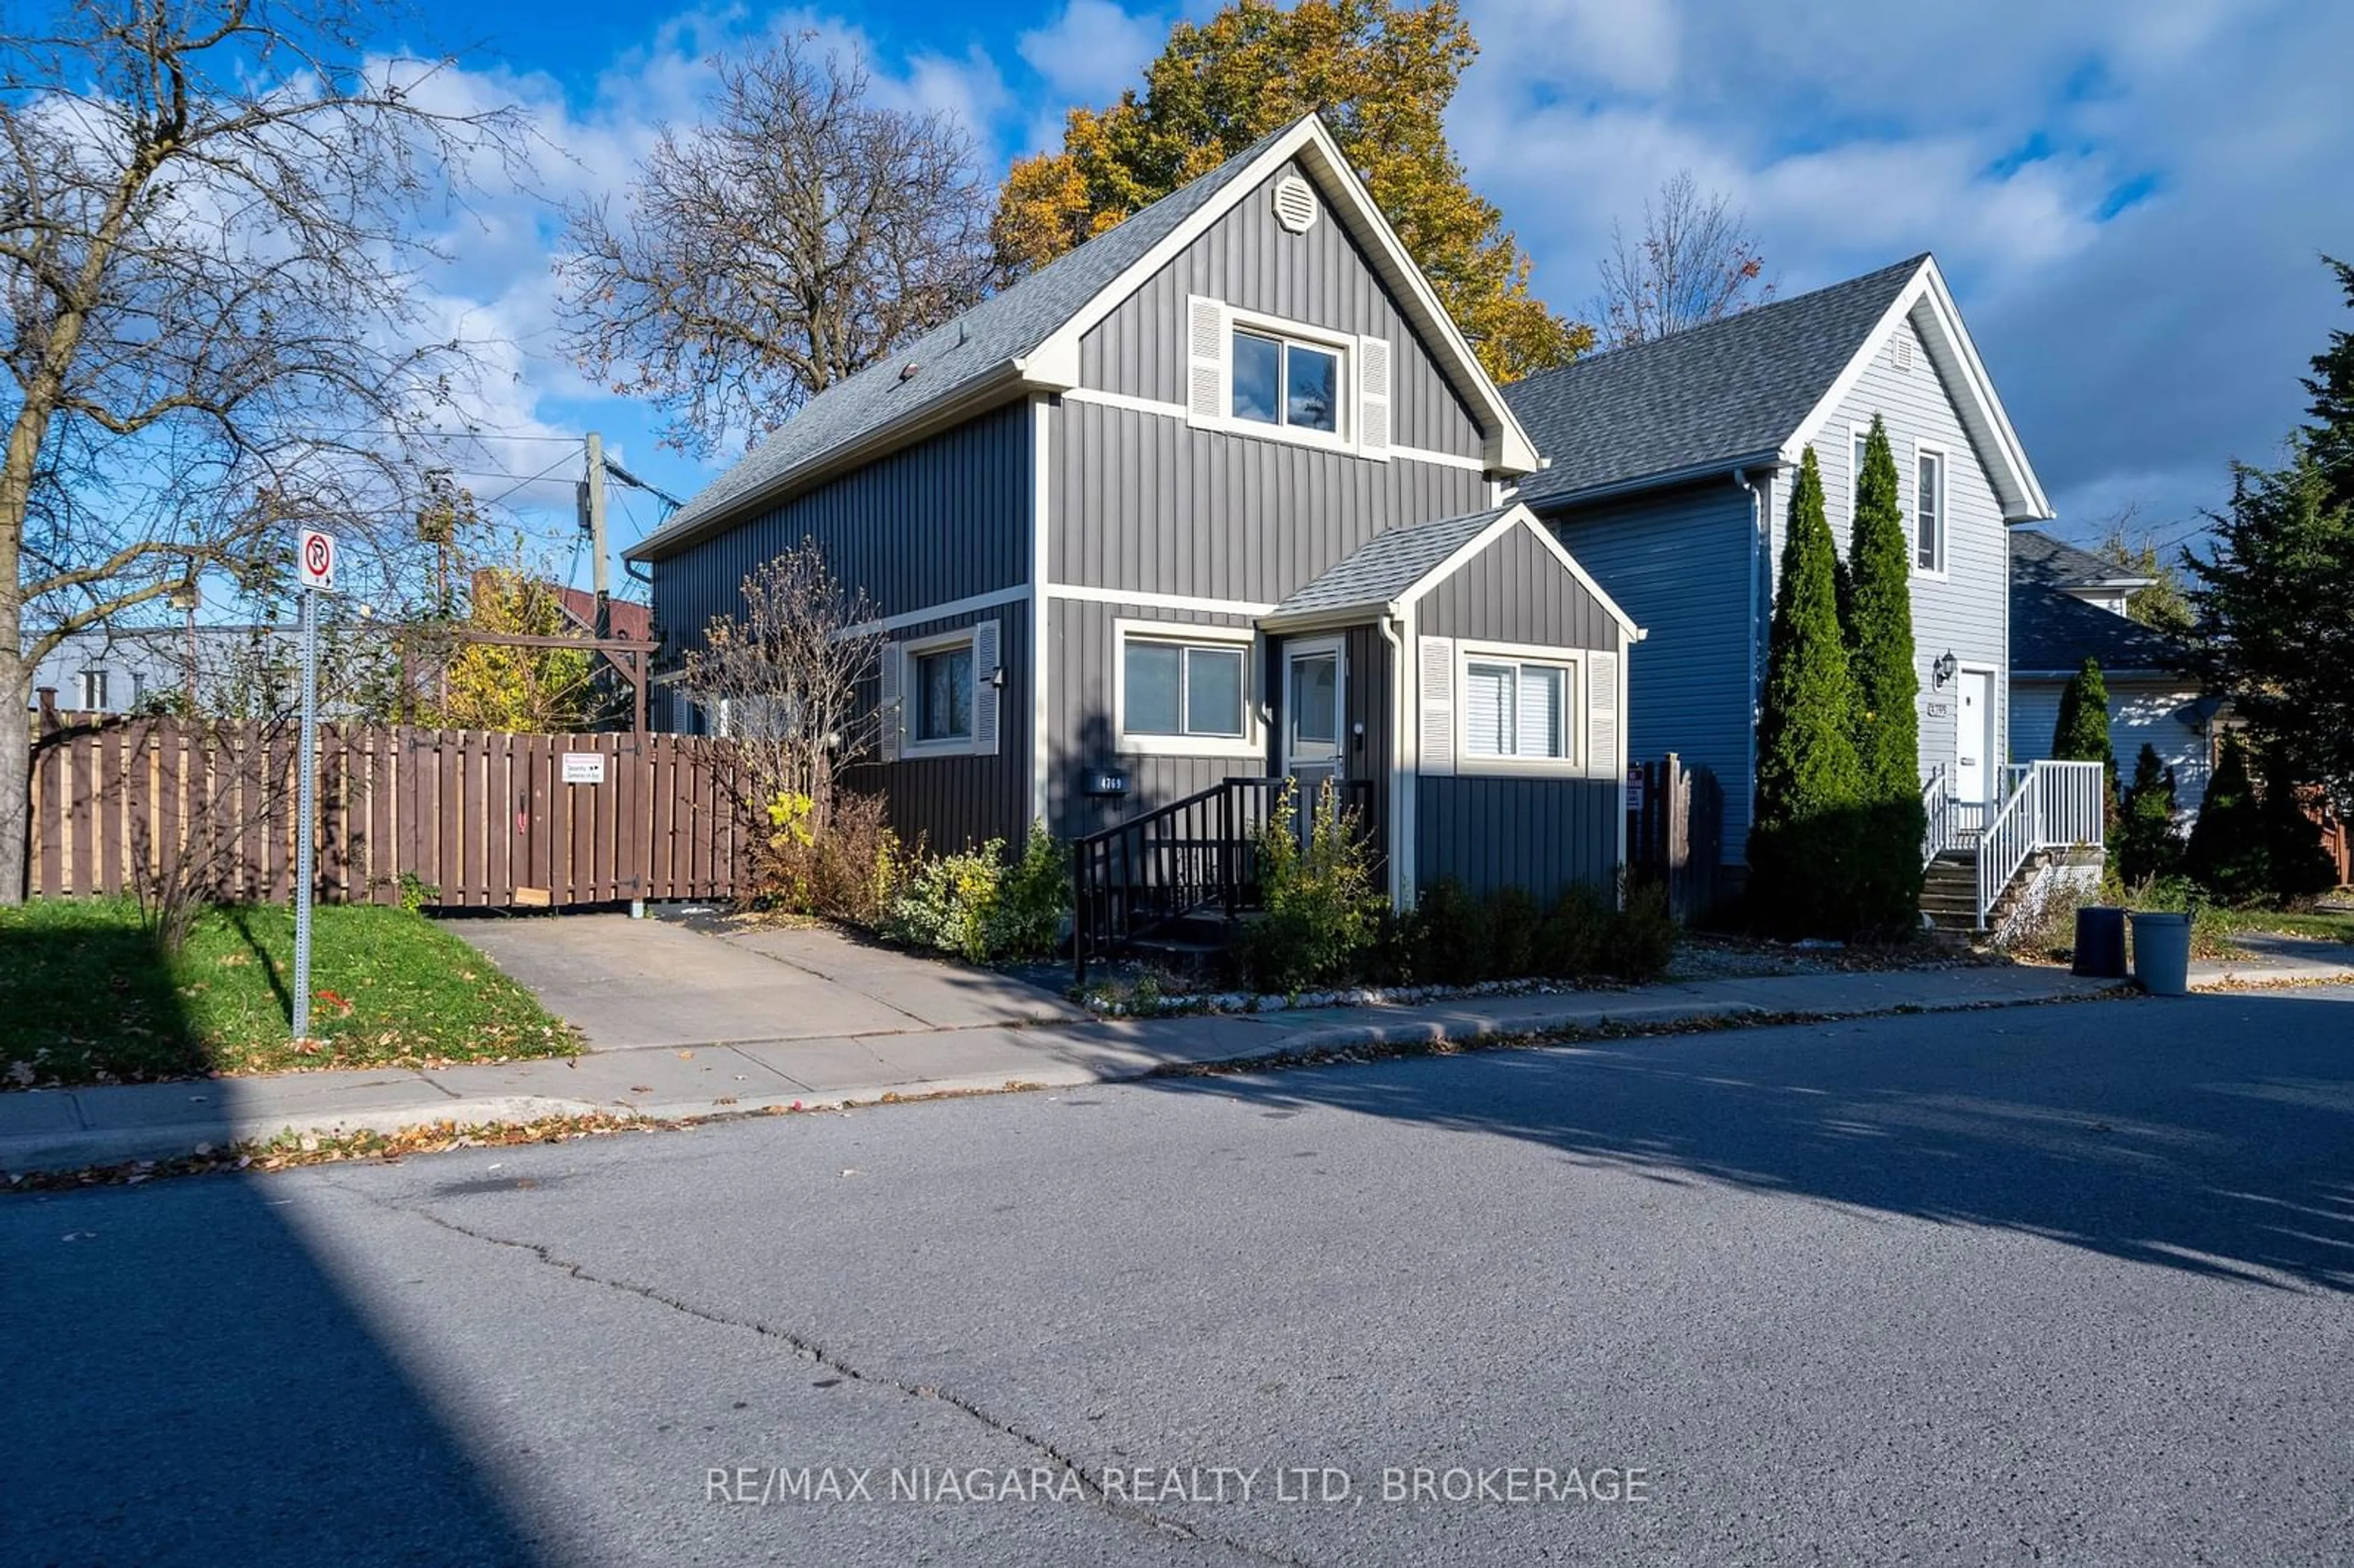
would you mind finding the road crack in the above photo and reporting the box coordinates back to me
[337,1181,1308,1567]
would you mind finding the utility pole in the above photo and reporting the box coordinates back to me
[583,432,610,644]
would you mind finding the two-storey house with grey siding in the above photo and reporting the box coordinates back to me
[625,114,1640,915]
[1501,255,2059,911]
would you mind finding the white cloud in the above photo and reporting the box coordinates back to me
[1018,0,1164,100]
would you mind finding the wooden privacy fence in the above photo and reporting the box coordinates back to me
[27,718,744,908]
[1627,754,1725,922]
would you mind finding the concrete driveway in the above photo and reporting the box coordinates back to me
[448,911,1083,1052]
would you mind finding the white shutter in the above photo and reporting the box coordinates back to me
[1357,335,1392,460]
[1586,649,1619,774]
[1186,295,1227,428]
[1418,636,1455,777]
[878,641,902,763]
[971,620,1001,756]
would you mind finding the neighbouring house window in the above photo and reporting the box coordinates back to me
[76,668,109,710]
[1854,430,1870,507]
[1916,450,1945,571]
[1125,639,1246,739]
[1463,658,1570,761]
[1232,329,1341,435]
[915,643,974,744]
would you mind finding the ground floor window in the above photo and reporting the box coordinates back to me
[1114,620,1258,757]
[915,642,974,744]
[1463,657,1571,761]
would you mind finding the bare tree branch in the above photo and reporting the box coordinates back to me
[557,31,994,457]
[1592,170,1776,348]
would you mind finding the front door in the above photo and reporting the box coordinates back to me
[1956,668,1994,808]
[1282,639,1344,813]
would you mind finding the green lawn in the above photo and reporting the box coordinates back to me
[1,899,576,1088]
[2216,906,2354,944]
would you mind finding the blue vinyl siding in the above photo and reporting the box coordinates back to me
[1542,482,1758,861]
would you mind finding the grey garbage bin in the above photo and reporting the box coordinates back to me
[2073,906,2128,978]
[2130,910,2193,996]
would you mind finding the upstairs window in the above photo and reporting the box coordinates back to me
[1232,329,1341,436]
[1915,449,1946,573]
[76,668,109,710]
[1853,430,1871,509]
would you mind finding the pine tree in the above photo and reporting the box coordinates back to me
[2304,255,2354,513]
[2256,740,2339,899]
[2115,743,2184,887]
[1750,447,1864,937]
[1840,415,1925,932]
[2186,733,2269,903]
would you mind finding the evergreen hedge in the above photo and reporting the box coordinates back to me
[1843,416,1927,932]
[1749,447,1864,937]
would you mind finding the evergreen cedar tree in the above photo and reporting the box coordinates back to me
[2051,657,2119,816]
[1844,416,1928,930]
[1748,447,1866,938]
[2185,733,2336,902]
[2184,258,2354,815]
[2116,743,2184,887]
[989,0,1590,382]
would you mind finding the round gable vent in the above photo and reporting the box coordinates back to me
[1271,173,1319,235]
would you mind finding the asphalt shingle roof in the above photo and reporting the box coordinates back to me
[2011,584,2187,679]
[1501,255,1928,507]
[1269,506,1512,617]
[629,124,1297,559]
[2011,528,2150,589]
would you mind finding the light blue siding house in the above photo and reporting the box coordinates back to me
[1502,256,2056,904]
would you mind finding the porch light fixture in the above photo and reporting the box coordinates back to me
[1932,651,1958,688]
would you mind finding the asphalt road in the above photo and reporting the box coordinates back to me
[8,986,2352,1566]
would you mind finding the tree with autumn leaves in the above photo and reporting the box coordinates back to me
[992,0,1589,382]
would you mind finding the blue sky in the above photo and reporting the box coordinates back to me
[398,0,2354,592]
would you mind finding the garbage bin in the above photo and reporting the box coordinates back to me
[2130,910,2193,996]
[2073,906,2128,978]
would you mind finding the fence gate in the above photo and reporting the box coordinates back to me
[27,720,742,909]
[1628,753,1725,923]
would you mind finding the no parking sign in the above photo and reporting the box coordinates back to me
[297,527,337,592]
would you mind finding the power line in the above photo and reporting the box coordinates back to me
[476,446,587,511]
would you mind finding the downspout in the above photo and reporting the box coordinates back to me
[1377,612,1413,910]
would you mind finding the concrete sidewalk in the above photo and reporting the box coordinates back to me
[0,962,2130,1174]
[2190,931,2354,989]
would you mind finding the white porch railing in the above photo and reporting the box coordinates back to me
[1973,759,2106,927]
[1921,763,1959,866]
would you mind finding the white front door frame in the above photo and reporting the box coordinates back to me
[1955,663,1997,807]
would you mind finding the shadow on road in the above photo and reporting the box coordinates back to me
[1,970,544,1564]
[1139,990,2354,1294]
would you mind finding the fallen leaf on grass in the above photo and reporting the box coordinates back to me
[630,1084,654,1094]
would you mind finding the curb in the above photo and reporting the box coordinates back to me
[0,990,2114,1179]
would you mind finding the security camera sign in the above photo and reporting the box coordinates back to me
[296,528,337,592]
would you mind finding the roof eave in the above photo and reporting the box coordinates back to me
[624,360,1043,564]
[1515,450,1786,511]
[1258,601,1402,634]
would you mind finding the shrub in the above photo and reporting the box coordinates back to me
[1535,881,1614,977]
[755,789,905,928]
[986,824,1070,961]
[2256,741,2340,900]
[1406,877,1491,986]
[2126,873,2238,957]
[1601,873,1677,981]
[2051,657,2114,781]
[1236,783,1382,992]
[2115,744,2184,887]
[1485,885,1541,980]
[881,823,1070,964]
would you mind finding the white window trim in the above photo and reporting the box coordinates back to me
[1221,305,1355,456]
[1912,440,1950,581]
[901,628,981,758]
[1452,638,1584,776]
[1112,618,1262,759]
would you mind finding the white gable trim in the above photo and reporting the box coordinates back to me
[1019,115,1542,478]
[1782,257,2052,523]
[1264,504,1644,637]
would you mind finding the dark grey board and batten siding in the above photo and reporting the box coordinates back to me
[647,400,1034,853]
[1051,400,1487,603]
[1415,525,1625,904]
[1078,160,1484,459]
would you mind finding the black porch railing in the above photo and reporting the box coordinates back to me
[1070,775,1374,985]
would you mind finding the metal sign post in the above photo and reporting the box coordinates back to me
[291,528,337,1041]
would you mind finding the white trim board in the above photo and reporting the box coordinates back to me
[840,584,1029,639]
[1027,395,1053,824]
[1058,386,1489,473]
[1046,583,1277,617]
